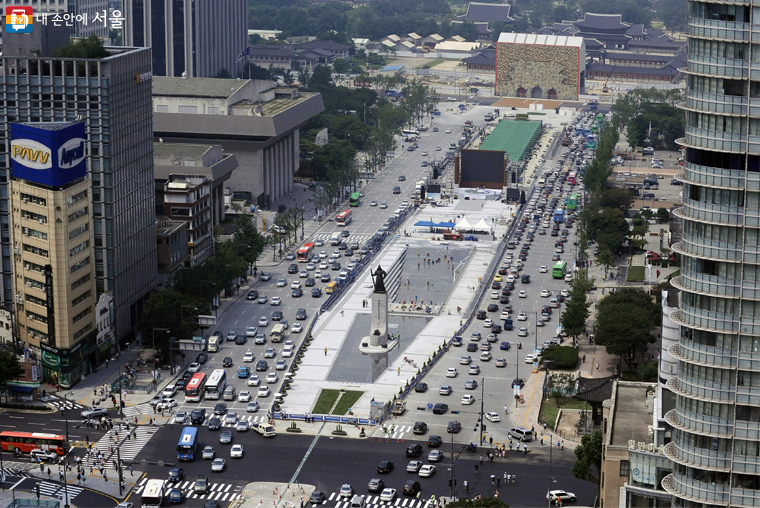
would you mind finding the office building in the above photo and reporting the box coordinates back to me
[664,0,760,503]
[0,29,157,344]
[0,0,110,38]
[123,0,246,78]
[151,77,324,208]
[9,121,98,388]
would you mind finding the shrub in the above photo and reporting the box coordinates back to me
[541,346,579,369]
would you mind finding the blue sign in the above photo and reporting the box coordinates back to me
[10,121,87,187]
[427,403,433,409]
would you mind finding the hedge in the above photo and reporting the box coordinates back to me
[541,346,579,369]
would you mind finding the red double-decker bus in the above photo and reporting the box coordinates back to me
[184,373,207,402]
[336,210,352,226]
[297,243,315,262]
[0,431,67,455]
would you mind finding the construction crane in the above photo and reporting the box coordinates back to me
[602,65,616,93]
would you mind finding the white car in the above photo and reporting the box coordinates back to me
[565,273,573,282]
[257,386,271,397]
[246,326,257,337]
[407,461,423,473]
[541,290,551,297]
[187,363,201,373]
[291,281,301,289]
[238,390,251,402]
[461,394,475,405]
[483,318,493,327]
[319,261,329,270]
[485,412,501,422]
[517,311,527,321]
[299,270,309,278]
[243,351,255,363]
[539,266,547,273]
[318,251,328,259]
[306,263,316,271]
[276,278,287,287]
[290,323,303,333]
[518,327,528,337]
[561,289,569,297]
[468,365,480,375]
[490,291,499,299]
[271,296,282,306]
[380,488,397,502]
[480,351,492,361]
[537,318,545,327]
[419,465,436,477]
[525,354,536,363]
[380,202,388,209]
[156,398,177,411]
[435,146,441,151]
[518,291,527,298]
[162,385,177,397]
[258,316,269,327]
[446,368,458,378]
[230,444,244,458]
[500,311,510,320]
[340,484,354,498]
[247,375,261,387]
[266,372,279,384]
[445,129,452,133]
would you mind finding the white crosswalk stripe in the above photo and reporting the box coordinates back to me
[133,478,242,501]
[83,426,159,469]
[311,233,373,244]
[35,481,85,501]
[0,467,30,477]
[42,396,84,410]
[391,425,412,439]
[120,403,153,418]
[327,495,426,508]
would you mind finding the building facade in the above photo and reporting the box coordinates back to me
[495,33,586,100]
[123,0,247,78]
[163,175,213,266]
[0,33,157,343]
[8,121,98,388]
[663,0,760,503]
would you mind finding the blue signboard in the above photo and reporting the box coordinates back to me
[10,122,87,187]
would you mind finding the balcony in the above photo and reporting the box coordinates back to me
[665,407,734,439]
[673,272,743,298]
[681,197,752,226]
[731,487,760,507]
[736,385,760,405]
[684,125,752,153]
[738,350,760,372]
[672,236,745,263]
[685,89,748,116]
[670,338,737,368]
[690,17,750,41]
[666,472,730,504]
[663,440,732,472]
[683,161,747,189]
[666,374,735,403]
[677,302,741,334]
[687,54,749,78]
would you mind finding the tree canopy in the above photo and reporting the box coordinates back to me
[572,430,603,498]
[0,350,23,399]
[611,89,685,150]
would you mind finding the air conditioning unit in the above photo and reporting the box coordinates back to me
[23,228,29,235]
[26,281,33,287]
[38,219,44,224]
[23,198,28,203]
[25,264,30,270]
[13,248,20,255]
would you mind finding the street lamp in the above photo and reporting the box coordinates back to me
[151,328,170,369]
[117,342,129,415]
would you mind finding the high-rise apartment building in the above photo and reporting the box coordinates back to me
[123,0,247,78]
[0,30,157,345]
[663,2,760,504]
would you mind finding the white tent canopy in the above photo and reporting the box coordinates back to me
[474,217,491,232]
[454,216,473,231]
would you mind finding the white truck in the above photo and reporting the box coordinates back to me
[253,422,276,437]
[207,334,221,353]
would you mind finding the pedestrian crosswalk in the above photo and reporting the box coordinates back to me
[327,493,429,508]
[84,426,159,469]
[0,467,30,478]
[133,477,242,502]
[36,480,85,501]
[120,403,153,419]
[42,396,84,410]
[221,414,270,428]
[311,233,374,245]
[375,425,412,440]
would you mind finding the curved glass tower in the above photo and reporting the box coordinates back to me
[663,2,760,506]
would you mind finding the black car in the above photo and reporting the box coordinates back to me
[487,303,499,312]
[205,501,220,508]
[331,263,341,271]
[296,308,307,320]
[447,421,462,434]
[393,186,401,194]
[190,409,206,424]
[491,281,501,289]
[499,295,510,304]
[427,435,442,447]
[175,378,188,391]
[403,480,421,496]
[491,324,502,334]
[256,360,268,371]
[432,403,448,415]
[310,491,326,505]
[272,311,283,321]
[247,290,258,301]
[414,382,428,393]
[292,288,303,298]
[377,461,394,474]
[311,288,322,297]
[476,310,487,320]
[213,403,227,415]
[413,421,428,435]
[345,249,354,256]
[399,175,406,181]
[167,468,184,483]
[208,417,221,430]
[466,343,478,352]
[196,353,209,364]
[304,278,315,287]
[223,357,233,368]
[338,241,348,250]
[405,444,423,457]
[341,229,351,238]
[183,371,194,380]
[288,264,298,274]
[235,336,247,345]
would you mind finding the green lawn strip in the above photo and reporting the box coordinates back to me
[313,389,341,414]
[332,391,364,414]
[627,266,645,281]
[538,397,588,428]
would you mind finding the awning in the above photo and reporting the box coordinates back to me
[9,384,33,393]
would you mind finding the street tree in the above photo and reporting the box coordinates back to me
[560,290,591,340]
[139,290,205,350]
[572,430,603,500]
[593,288,659,371]
[596,249,616,276]
[0,350,23,401]
[230,214,266,275]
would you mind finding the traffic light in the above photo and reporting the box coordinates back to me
[448,479,453,487]
[482,424,487,432]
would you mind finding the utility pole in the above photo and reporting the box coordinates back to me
[479,377,485,446]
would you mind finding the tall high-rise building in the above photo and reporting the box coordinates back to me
[663,2,760,504]
[0,30,157,346]
[123,0,247,78]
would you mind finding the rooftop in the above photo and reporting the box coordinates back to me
[609,382,656,447]
[23,121,77,131]
[458,2,514,23]
[497,33,584,48]
[574,13,631,31]
[152,77,249,98]
[479,120,542,161]
[153,143,212,156]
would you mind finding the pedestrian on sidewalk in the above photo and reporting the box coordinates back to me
[479,454,483,465]
[324,348,328,356]
[106,359,109,368]
[596,363,599,370]
[47,468,51,480]
[130,466,133,476]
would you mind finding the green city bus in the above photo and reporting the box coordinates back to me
[567,194,577,211]
[349,192,361,207]
[552,261,567,279]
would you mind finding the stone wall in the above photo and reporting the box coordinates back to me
[496,43,580,100]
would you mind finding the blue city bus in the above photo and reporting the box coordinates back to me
[553,208,564,223]
[177,427,198,461]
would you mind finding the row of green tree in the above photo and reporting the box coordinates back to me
[610,88,685,151]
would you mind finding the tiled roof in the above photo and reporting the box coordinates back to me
[628,39,686,50]
[464,48,496,65]
[458,2,514,23]
[296,40,351,51]
[587,62,679,76]
[583,38,605,48]
[626,24,646,36]
[574,13,631,31]
[248,46,296,58]
[604,51,672,62]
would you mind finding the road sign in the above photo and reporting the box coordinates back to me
[428,403,434,409]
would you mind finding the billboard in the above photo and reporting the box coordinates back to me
[10,121,87,186]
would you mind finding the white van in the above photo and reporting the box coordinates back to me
[330,232,342,246]
[351,496,366,508]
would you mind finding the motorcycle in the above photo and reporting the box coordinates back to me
[466,443,478,452]
[517,342,522,349]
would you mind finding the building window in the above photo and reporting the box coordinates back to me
[72,290,91,307]
[20,193,46,206]
[178,105,198,114]
[22,244,49,258]
[620,460,630,476]
[70,257,90,274]
[207,107,219,114]
[69,223,89,240]
[71,274,91,291]
[156,105,169,112]
[70,240,90,257]
[72,306,92,324]
[68,207,88,222]
[67,190,87,206]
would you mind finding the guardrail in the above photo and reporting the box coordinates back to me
[270,412,375,426]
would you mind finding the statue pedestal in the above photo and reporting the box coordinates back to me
[359,336,399,354]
